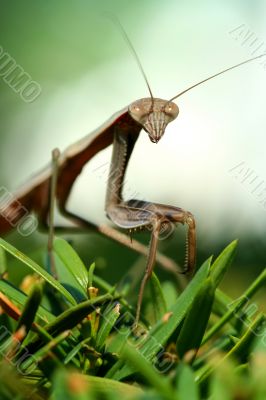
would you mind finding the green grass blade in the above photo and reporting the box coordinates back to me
[121,343,176,400]
[95,303,120,351]
[148,272,167,322]
[88,262,95,288]
[0,247,7,275]
[176,277,215,359]
[17,281,43,335]
[0,279,55,323]
[0,237,76,305]
[225,313,266,362]
[176,363,200,400]
[53,238,88,294]
[20,330,71,375]
[142,257,211,352]
[210,240,238,287]
[197,313,266,384]
[51,369,143,399]
[26,293,113,354]
[44,293,112,336]
[203,268,266,344]
[111,256,211,380]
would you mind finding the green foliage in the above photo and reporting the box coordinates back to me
[0,238,265,399]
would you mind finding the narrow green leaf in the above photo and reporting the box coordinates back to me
[106,326,131,354]
[162,280,179,309]
[53,252,86,302]
[111,256,211,380]
[17,281,43,335]
[210,240,238,287]
[142,257,211,353]
[148,272,167,322]
[176,363,200,400]
[0,279,55,323]
[44,293,111,336]
[209,375,232,400]
[0,247,6,275]
[26,293,112,353]
[21,330,71,375]
[213,289,234,318]
[176,277,215,359]
[64,337,91,365]
[0,237,76,305]
[53,237,88,293]
[121,343,176,400]
[96,303,120,351]
[225,313,266,362]
[88,262,95,288]
[203,268,266,344]
[197,314,266,384]
[51,369,143,400]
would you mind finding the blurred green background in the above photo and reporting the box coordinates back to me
[0,0,266,301]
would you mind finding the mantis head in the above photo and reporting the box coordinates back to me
[128,98,179,143]
[115,16,266,144]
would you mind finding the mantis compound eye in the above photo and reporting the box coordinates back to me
[163,102,179,119]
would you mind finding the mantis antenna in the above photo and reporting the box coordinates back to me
[106,17,265,108]
[105,14,154,101]
[168,53,266,102]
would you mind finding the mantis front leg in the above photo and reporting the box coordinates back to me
[106,130,196,325]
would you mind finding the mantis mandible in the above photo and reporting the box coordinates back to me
[0,24,265,324]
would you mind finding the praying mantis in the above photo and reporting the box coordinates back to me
[0,24,265,324]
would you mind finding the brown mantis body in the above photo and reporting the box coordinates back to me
[0,44,265,323]
[0,96,195,323]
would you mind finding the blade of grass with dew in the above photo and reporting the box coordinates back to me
[0,238,76,305]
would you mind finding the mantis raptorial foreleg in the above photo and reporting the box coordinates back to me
[105,128,196,325]
[40,144,182,283]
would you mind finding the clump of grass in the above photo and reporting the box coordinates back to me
[0,237,265,399]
